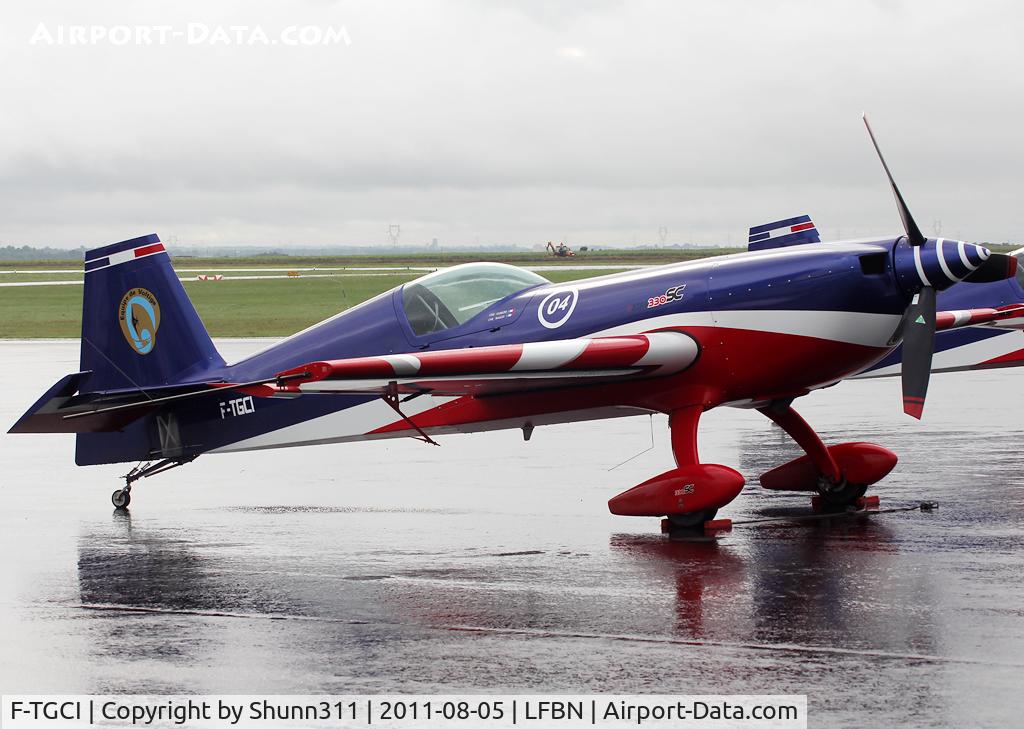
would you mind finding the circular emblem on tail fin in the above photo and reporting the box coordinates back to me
[118,288,161,355]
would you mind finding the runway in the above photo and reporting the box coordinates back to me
[1,340,1022,727]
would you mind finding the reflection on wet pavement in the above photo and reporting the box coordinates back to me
[2,341,1023,726]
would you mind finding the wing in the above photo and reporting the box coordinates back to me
[935,304,1024,331]
[275,332,700,397]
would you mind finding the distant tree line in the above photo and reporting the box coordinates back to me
[0,245,87,261]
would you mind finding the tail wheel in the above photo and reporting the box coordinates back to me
[816,475,867,508]
[111,489,131,509]
[665,509,718,530]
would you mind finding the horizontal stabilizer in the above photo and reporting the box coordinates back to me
[748,214,820,251]
[8,372,94,433]
[8,376,290,434]
[275,332,700,397]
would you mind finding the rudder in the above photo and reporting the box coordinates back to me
[80,234,225,393]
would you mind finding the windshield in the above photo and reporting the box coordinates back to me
[402,262,549,336]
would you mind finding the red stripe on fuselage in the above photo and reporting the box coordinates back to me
[978,347,1024,367]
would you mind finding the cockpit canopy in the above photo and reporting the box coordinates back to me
[402,262,549,337]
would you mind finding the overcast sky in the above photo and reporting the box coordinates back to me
[1,1,1022,249]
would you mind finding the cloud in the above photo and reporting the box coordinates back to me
[0,0,1022,247]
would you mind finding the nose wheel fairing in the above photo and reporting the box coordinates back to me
[757,403,897,506]
[760,442,898,495]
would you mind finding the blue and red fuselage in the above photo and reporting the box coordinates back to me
[78,235,987,465]
[66,232,1007,466]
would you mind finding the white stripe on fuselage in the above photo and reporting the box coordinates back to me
[594,310,901,348]
[213,403,654,454]
[210,394,458,453]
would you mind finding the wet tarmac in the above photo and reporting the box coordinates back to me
[2,340,1023,727]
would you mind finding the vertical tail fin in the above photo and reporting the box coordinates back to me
[747,215,820,251]
[80,234,225,393]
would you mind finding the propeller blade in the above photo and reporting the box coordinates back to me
[963,252,1019,283]
[862,114,927,247]
[901,285,937,419]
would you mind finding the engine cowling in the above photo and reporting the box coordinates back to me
[608,464,745,517]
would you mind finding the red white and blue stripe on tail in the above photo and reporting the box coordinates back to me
[748,215,820,252]
[84,234,167,273]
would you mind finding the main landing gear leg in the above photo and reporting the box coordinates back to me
[608,406,745,530]
[111,457,196,510]
[664,407,720,529]
[757,401,897,508]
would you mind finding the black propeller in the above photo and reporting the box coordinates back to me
[899,286,936,419]
[862,114,926,248]
[862,114,936,418]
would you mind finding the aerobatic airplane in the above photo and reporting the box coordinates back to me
[11,118,1024,529]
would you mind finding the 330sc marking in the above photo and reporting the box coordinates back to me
[647,285,686,309]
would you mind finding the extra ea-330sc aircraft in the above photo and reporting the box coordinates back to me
[11,118,1024,529]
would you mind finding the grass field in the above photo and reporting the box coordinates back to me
[0,266,628,338]
[11,239,1014,339]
